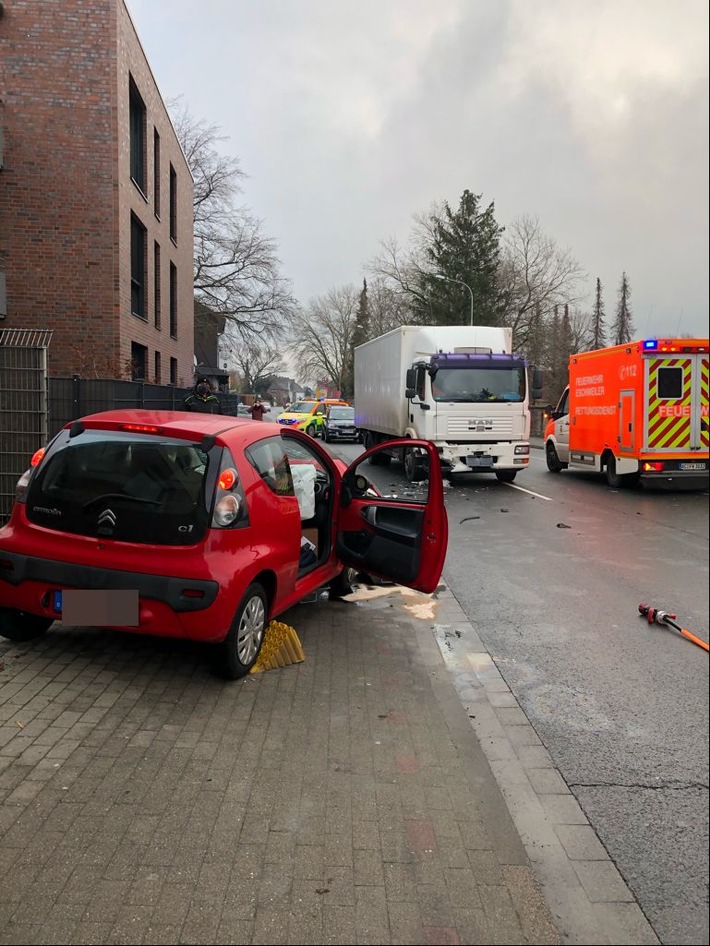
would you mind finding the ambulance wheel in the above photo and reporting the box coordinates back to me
[605,454,623,488]
[306,423,317,438]
[546,441,565,472]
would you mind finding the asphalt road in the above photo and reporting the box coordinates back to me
[325,437,709,946]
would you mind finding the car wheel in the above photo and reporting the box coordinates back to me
[0,608,53,642]
[329,566,357,599]
[216,583,268,679]
[324,432,331,443]
[306,423,317,438]
[495,470,517,483]
[546,441,565,472]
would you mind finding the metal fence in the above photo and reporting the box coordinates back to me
[0,371,243,523]
[47,376,243,439]
[0,329,53,524]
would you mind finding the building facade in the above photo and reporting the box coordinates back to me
[0,0,194,383]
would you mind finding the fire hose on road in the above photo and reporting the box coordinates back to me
[638,603,709,652]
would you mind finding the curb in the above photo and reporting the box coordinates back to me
[431,585,660,946]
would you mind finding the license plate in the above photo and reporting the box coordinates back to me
[679,462,706,471]
[57,589,139,626]
[466,456,493,468]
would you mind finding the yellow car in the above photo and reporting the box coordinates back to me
[276,398,348,437]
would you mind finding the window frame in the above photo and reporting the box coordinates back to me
[129,76,147,195]
[130,213,147,320]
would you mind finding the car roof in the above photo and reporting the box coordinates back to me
[66,409,277,445]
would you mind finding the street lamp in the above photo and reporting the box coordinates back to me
[432,273,474,326]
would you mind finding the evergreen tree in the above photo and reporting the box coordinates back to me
[611,272,635,344]
[342,279,370,400]
[548,305,569,402]
[417,190,504,326]
[591,277,606,350]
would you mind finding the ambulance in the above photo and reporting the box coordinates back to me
[544,338,709,488]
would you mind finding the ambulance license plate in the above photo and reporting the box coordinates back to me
[679,462,706,471]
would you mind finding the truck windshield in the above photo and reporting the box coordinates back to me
[430,366,526,403]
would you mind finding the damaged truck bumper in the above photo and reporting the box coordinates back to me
[438,442,531,475]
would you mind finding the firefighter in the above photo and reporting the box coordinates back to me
[183,377,222,414]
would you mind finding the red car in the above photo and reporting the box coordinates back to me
[0,411,448,678]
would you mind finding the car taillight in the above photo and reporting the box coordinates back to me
[30,448,45,466]
[214,494,242,526]
[15,469,32,503]
[218,468,237,490]
[211,453,248,529]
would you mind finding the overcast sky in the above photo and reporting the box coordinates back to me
[127,0,708,340]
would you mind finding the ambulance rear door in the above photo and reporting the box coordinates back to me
[643,352,706,453]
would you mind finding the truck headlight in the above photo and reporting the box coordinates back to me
[514,444,530,455]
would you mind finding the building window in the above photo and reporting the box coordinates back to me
[154,241,161,329]
[169,262,177,338]
[130,214,147,319]
[153,128,161,217]
[131,341,147,381]
[170,357,178,385]
[169,164,177,242]
[129,77,146,193]
[154,351,161,384]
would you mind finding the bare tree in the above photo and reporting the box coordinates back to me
[368,235,429,318]
[290,287,359,393]
[169,101,297,342]
[222,337,285,395]
[498,215,586,348]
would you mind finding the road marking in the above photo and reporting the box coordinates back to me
[504,482,554,501]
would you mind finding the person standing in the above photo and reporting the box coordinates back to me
[183,377,222,414]
[249,399,267,421]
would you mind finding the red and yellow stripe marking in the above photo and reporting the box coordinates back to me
[647,358,692,449]
[701,358,709,448]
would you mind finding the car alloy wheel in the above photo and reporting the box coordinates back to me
[217,582,267,679]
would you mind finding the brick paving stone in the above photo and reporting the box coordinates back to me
[0,588,574,946]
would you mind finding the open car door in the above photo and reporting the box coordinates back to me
[335,440,448,593]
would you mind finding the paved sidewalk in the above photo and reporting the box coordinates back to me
[0,581,652,945]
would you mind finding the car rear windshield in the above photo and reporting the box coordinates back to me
[25,430,217,545]
[328,407,354,420]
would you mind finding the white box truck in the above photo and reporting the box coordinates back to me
[354,325,540,482]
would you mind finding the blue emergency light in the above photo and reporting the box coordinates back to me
[642,339,658,351]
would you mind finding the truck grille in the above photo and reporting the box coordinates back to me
[446,416,515,438]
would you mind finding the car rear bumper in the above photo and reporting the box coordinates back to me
[0,551,230,642]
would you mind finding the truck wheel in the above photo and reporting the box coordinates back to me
[403,447,427,482]
[546,441,565,473]
[0,608,53,642]
[495,470,517,484]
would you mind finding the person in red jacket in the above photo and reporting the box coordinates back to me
[249,399,267,421]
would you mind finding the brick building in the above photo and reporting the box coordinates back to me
[0,0,194,384]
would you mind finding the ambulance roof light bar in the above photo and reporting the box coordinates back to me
[642,339,708,354]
